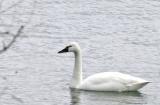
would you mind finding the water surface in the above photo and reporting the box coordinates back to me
[0,0,159,105]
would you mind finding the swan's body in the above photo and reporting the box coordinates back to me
[58,42,149,92]
[80,72,149,91]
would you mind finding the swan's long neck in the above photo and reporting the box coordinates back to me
[70,50,82,88]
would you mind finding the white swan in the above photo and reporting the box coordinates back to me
[58,42,150,92]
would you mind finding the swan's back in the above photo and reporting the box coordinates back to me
[80,72,149,91]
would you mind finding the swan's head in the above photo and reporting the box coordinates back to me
[58,42,81,53]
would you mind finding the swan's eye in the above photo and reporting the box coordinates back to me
[67,45,72,48]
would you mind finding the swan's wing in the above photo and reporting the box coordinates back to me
[112,73,149,90]
[80,72,128,91]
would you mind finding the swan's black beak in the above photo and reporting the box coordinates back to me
[58,47,69,53]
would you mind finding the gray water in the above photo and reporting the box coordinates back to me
[0,0,160,105]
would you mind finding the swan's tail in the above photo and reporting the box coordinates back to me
[128,81,150,91]
[139,81,150,87]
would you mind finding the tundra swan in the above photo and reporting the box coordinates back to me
[58,42,150,92]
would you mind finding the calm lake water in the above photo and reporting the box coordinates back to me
[0,0,160,105]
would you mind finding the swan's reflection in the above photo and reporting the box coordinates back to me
[85,91,145,105]
[70,88,145,105]
[70,88,81,105]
